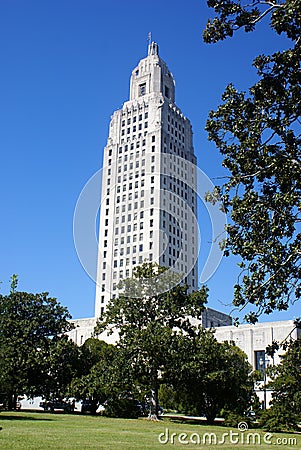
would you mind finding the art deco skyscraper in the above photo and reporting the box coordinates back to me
[95,42,198,318]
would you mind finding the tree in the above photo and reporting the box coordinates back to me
[260,336,301,431]
[0,276,74,409]
[68,341,130,414]
[204,1,301,322]
[171,328,254,424]
[95,262,208,419]
[40,336,81,400]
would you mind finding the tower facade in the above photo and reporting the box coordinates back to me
[95,43,198,318]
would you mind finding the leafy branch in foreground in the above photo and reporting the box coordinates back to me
[204,0,301,322]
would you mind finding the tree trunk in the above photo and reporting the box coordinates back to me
[7,392,17,411]
[147,378,159,421]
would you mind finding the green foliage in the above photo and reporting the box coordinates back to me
[267,337,301,416]
[222,411,251,428]
[204,1,300,43]
[0,282,74,408]
[204,1,301,322]
[42,336,81,399]
[158,384,179,411]
[68,342,130,413]
[103,398,141,419]
[95,262,208,418]
[171,329,254,424]
[257,337,301,431]
[259,404,299,432]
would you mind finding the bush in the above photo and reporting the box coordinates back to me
[259,404,299,432]
[222,411,251,428]
[103,398,141,419]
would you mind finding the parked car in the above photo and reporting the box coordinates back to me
[142,402,164,416]
[39,400,72,413]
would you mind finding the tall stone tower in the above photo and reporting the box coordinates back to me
[95,42,198,318]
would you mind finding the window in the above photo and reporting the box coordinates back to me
[139,83,146,96]
[255,350,266,374]
[165,86,170,98]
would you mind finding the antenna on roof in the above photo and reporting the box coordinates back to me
[147,31,152,54]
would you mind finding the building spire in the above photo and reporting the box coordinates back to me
[147,32,159,56]
[148,41,159,56]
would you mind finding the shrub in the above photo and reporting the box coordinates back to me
[222,411,250,428]
[259,404,299,432]
[103,398,141,419]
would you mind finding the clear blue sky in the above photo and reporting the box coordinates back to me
[0,0,299,322]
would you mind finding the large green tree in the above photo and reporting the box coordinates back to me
[170,328,254,424]
[68,339,125,414]
[0,276,74,409]
[260,336,301,431]
[95,262,208,419]
[204,0,301,322]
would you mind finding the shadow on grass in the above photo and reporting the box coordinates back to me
[168,417,207,426]
[166,415,224,426]
[0,414,53,421]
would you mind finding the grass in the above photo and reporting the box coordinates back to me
[0,411,299,449]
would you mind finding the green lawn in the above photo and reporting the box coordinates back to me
[0,411,299,449]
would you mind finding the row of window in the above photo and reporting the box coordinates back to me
[121,122,148,135]
[121,112,148,126]
[117,135,155,154]
[167,114,184,131]
[114,230,153,246]
[121,104,148,117]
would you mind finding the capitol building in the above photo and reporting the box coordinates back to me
[69,43,300,407]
